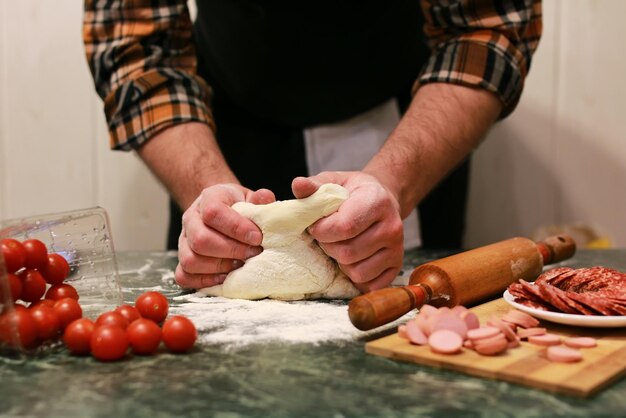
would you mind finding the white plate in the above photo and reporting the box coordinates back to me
[502,290,626,328]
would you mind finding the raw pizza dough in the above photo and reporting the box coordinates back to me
[198,184,360,300]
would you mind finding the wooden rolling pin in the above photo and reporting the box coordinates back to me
[348,234,576,330]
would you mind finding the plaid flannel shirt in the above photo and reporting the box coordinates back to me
[83,0,542,151]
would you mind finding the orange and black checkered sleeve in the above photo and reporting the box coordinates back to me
[417,0,543,118]
[83,0,214,151]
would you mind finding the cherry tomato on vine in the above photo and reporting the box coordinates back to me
[162,316,197,353]
[135,291,169,323]
[29,304,61,341]
[63,318,95,355]
[90,325,128,361]
[96,311,129,330]
[45,283,79,301]
[20,269,47,303]
[22,239,48,269]
[53,297,83,329]
[126,318,162,355]
[0,238,26,273]
[40,253,70,285]
[115,305,142,324]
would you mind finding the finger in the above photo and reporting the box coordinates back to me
[291,176,321,199]
[248,188,276,205]
[352,267,400,293]
[292,172,352,198]
[310,185,394,243]
[339,246,403,284]
[197,194,263,246]
[320,220,403,265]
[175,264,227,289]
[184,213,263,260]
[309,198,378,243]
[177,234,246,276]
[178,250,243,275]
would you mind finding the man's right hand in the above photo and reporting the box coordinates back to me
[175,184,275,289]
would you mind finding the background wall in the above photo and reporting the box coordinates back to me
[465,0,626,248]
[0,1,624,251]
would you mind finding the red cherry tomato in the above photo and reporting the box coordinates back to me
[162,315,197,353]
[20,269,47,303]
[53,298,83,330]
[126,318,162,355]
[40,253,70,285]
[0,238,27,273]
[7,304,27,313]
[115,305,142,324]
[0,313,9,344]
[0,308,38,348]
[135,291,169,323]
[21,239,48,269]
[45,283,79,301]
[96,311,129,330]
[29,304,60,341]
[30,299,56,309]
[90,325,128,361]
[63,318,95,355]
[0,273,22,302]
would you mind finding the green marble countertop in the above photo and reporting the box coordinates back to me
[2,249,626,418]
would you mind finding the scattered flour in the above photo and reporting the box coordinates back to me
[172,293,411,348]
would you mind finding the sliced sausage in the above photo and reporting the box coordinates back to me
[459,310,480,330]
[451,305,468,317]
[473,334,508,356]
[502,309,540,328]
[528,333,561,346]
[414,314,431,336]
[428,329,463,354]
[563,336,597,349]
[430,312,468,340]
[546,346,583,363]
[398,324,408,339]
[418,304,438,319]
[487,317,517,342]
[406,319,428,345]
[507,338,521,349]
[517,327,547,339]
[467,326,500,341]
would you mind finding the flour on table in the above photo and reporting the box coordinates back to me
[172,294,411,347]
[198,184,360,300]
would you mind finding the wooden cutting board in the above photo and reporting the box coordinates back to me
[366,298,626,398]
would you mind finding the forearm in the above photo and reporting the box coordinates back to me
[364,83,501,218]
[136,122,238,210]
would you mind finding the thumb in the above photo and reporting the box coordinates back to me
[248,188,276,205]
[291,176,321,199]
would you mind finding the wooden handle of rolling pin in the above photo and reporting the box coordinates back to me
[348,234,576,330]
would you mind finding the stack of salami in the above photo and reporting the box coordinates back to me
[508,267,626,316]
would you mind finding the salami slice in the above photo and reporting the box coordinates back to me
[535,267,574,286]
[535,282,578,314]
[506,266,626,316]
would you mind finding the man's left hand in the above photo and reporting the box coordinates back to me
[292,172,404,293]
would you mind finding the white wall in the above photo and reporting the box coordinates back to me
[0,1,169,251]
[466,0,626,248]
[0,1,624,251]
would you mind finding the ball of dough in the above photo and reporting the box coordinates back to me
[199,184,360,300]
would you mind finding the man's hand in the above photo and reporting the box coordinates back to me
[175,184,275,289]
[292,173,404,293]
[136,123,275,289]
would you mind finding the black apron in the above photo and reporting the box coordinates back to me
[167,1,469,250]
